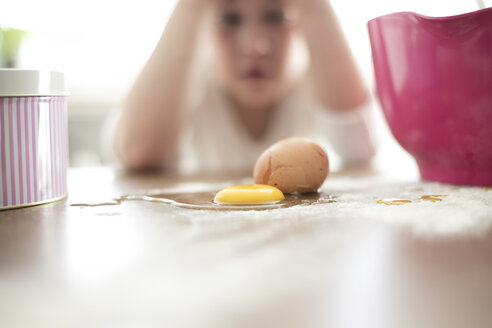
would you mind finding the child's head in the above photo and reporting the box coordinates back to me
[210,0,305,111]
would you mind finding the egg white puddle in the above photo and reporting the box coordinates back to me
[71,191,336,211]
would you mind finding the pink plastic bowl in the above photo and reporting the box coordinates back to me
[368,8,492,186]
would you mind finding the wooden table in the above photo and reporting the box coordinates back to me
[1,166,491,328]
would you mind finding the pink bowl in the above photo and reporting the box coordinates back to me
[368,8,492,186]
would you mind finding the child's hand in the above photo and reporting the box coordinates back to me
[178,0,210,10]
[287,0,329,12]
[285,0,369,111]
[284,0,333,25]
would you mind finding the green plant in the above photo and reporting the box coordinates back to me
[0,27,29,68]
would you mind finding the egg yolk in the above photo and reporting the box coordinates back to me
[214,184,285,205]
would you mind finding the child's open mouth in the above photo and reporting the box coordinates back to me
[244,67,268,79]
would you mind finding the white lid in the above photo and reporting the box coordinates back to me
[0,69,69,96]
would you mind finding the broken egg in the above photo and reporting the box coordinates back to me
[253,137,329,194]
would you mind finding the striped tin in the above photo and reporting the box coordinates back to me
[0,70,69,210]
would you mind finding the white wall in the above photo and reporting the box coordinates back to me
[3,0,177,108]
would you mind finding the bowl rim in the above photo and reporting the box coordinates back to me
[367,6,492,25]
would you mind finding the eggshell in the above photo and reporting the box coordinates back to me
[253,137,329,194]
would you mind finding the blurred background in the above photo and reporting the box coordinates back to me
[1,0,489,167]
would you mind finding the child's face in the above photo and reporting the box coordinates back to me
[212,0,297,111]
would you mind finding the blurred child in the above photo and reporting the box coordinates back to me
[115,0,377,174]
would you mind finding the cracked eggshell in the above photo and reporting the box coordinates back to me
[253,137,329,194]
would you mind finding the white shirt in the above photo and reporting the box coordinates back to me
[178,82,378,175]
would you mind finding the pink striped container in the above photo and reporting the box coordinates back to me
[0,69,69,210]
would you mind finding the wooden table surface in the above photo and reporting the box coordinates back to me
[1,166,491,328]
